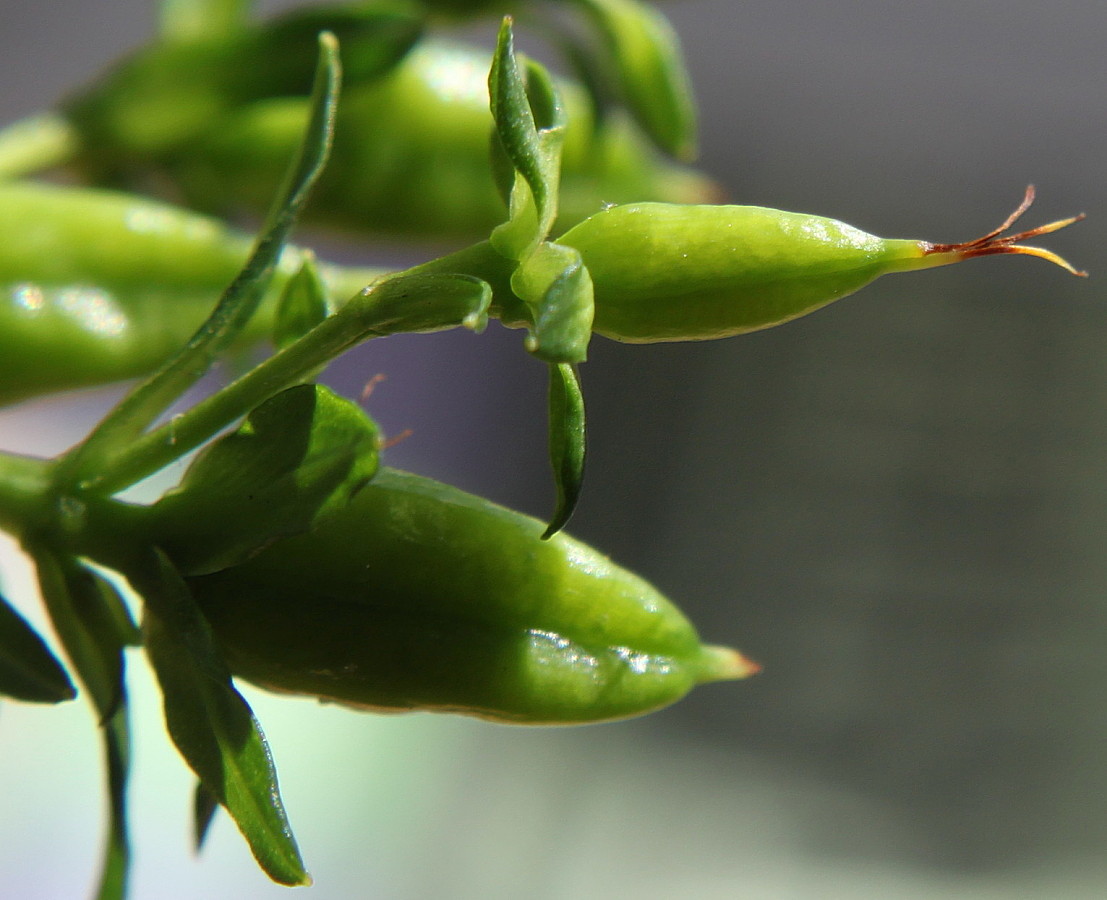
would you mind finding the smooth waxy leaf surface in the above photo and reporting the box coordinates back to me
[489,18,567,262]
[543,362,586,538]
[136,549,308,886]
[150,383,380,575]
[513,241,594,363]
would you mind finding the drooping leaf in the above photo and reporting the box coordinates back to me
[0,589,75,704]
[149,383,380,575]
[570,0,697,160]
[543,362,586,539]
[34,552,129,720]
[87,570,141,649]
[274,252,331,349]
[94,705,131,900]
[31,550,134,900]
[194,780,220,851]
[135,549,308,886]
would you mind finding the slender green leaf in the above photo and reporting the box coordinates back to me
[543,363,586,538]
[65,32,343,492]
[570,0,697,160]
[87,570,141,649]
[31,549,134,900]
[159,0,253,40]
[488,19,567,262]
[194,780,221,851]
[136,549,308,886]
[34,552,127,720]
[149,383,380,575]
[274,253,331,349]
[94,705,131,900]
[0,589,75,703]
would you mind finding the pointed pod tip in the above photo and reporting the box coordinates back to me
[697,644,762,683]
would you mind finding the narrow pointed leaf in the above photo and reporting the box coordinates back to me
[94,706,131,900]
[88,571,141,649]
[34,552,128,720]
[194,780,220,851]
[148,383,380,575]
[274,253,330,349]
[488,19,567,261]
[135,549,308,886]
[31,549,134,900]
[543,363,586,538]
[66,33,342,490]
[0,589,75,703]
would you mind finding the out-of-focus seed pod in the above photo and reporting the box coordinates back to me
[167,41,719,237]
[184,468,757,724]
[62,3,424,179]
[0,181,379,405]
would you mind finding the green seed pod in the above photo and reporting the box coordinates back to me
[166,41,718,238]
[0,181,378,405]
[62,3,424,177]
[555,188,1085,342]
[184,468,757,724]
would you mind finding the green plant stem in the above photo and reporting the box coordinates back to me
[77,287,422,495]
[0,452,55,538]
[0,112,79,179]
[410,240,518,313]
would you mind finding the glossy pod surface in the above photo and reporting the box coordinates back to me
[558,202,924,342]
[0,181,374,404]
[185,468,754,724]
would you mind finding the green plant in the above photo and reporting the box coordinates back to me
[0,1,1084,897]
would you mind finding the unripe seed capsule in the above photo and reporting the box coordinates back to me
[0,181,380,405]
[556,186,1085,343]
[184,468,757,724]
[164,41,718,238]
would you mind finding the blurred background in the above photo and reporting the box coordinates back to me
[1,0,1105,897]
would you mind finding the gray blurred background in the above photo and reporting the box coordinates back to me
[0,1,1104,897]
